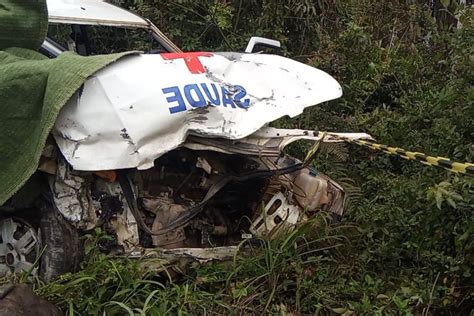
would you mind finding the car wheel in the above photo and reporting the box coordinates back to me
[39,205,83,282]
[0,207,83,282]
[0,218,39,278]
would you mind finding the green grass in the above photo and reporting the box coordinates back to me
[24,208,469,315]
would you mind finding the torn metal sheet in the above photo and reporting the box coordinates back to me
[50,161,139,247]
[49,159,98,230]
[53,53,342,171]
[183,127,373,156]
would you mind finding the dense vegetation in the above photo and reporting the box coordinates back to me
[34,0,473,314]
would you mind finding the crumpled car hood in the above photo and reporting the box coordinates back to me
[53,52,342,171]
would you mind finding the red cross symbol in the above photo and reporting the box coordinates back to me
[161,52,213,74]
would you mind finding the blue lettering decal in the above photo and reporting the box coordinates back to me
[200,83,220,106]
[163,86,186,114]
[221,87,236,108]
[184,84,207,108]
[164,84,250,114]
[233,85,250,108]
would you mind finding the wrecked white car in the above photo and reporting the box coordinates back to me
[0,0,371,280]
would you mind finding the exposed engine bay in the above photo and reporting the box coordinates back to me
[50,131,348,255]
[38,46,371,260]
[1,1,377,279]
[1,129,371,278]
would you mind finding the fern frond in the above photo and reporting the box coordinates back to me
[320,143,349,162]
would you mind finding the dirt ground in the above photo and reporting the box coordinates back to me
[0,283,60,316]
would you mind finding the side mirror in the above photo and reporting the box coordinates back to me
[245,36,281,54]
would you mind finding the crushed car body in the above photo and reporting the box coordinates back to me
[0,0,373,279]
[48,52,372,257]
[53,52,343,170]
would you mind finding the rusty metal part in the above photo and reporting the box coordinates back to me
[94,179,140,252]
[132,162,306,237]
[141,197,186,248]
[119,170,233,237]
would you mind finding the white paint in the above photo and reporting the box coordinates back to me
[250,192,301,238]
[46,0,148,27]
[53,52,343,171]
[245,37,281,53]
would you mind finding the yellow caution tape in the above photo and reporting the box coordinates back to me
[329,135,474,177]
[304,132,327,164]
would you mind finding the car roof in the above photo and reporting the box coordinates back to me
[46,0,149,28]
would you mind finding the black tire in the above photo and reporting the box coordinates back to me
[39,204,83,282]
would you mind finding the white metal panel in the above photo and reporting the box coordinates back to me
[53,52,343,171]
[47,0,148,27]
